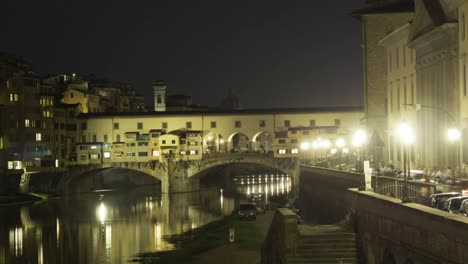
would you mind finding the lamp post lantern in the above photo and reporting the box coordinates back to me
[398,122,414,203]
[447,128,461,180]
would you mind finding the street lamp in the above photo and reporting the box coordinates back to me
[447,128,461,180]
[398,122,415,203]
[352,129,367,172]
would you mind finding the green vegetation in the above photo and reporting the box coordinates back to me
[131,215,263,264]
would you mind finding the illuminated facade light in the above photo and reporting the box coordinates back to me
[104,152,111,159]
[448,128,461,142]
[336,138,345,148]
[300,142,310,150]
[352,129,366,147]
[152,150,160,157]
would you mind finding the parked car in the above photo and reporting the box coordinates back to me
[238,203,257,220]
[430,192,461,209]
[442,196,468,214]
[459,199,468,216]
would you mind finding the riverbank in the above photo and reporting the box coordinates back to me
[132,210,275,264]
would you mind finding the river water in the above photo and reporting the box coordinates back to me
[0,174,291,264]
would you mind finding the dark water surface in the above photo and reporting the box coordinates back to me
[0,174,291,264]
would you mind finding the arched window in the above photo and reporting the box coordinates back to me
[157,95,162,104]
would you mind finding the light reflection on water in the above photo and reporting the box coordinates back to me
[0,175,291,264]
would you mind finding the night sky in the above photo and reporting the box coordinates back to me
[2,0,365,109]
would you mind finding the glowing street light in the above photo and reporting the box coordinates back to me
[336,138,345,148]
[300,142,310,150]
[397,122,414,203]
[352,129,367,147]
[448,128,461,142]
[447,128,461,179]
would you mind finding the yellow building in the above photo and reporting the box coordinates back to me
[379,23,417,169]
[76,107,363,164]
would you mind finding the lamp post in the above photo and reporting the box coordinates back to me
[398,122,414,203]
[352,129,367,172]
[447,128,461,181]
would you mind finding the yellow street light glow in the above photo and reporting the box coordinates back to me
[336,138,345,148]
[322,139,331,149]
[352,129,366,147]
[448,128,461,142]
[207,136,213,141]
[343,148,349,153]
[219,139,224,144]
[398,122,415,145]
[312,141,319,149]
[330,148,337,154]
[300,142,310,150]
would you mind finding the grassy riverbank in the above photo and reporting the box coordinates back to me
[132,213,270,264]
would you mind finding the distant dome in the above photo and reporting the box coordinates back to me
[219,89,242,110]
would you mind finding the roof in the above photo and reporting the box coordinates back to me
[78,106,364,119]
[352,0,414,18]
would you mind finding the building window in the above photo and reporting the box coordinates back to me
[235,120,241,128]
[334,119,341,126]
[162,122,168,129]
[291,148,299,154]
[113,122,119,129]
[104,152,111,159]
[389,82,393,113]
[284,120,290,127]
[0,137,3,150]
[278,139,286,144]
[464,65,467,97]
[36,133,42,142]
[410,76,415,104]
[403,77,407,107]
[210,121,216,128]
[137,122,143,130]
[157,95,162,104]
[310,120,316,127]
[116,134,121,142]
[389,51,392,72]
[259,120,266,127]
[104,135,108,143]
[9,93,18,102]
[138,152,148,157]
[462,13,466,41]
[403,46,406,66]
[80,155,87,161]
[152,150,160,157]
[82,135,86,142]
[162,140,166,144]
[396,47,399,69]
[81,122,87,130]
[171,140,176,144]
[291,139,298,143]
[92,135,97,142]
[397,80,401,112]
[25,119,30,128]
[186,122,192,129]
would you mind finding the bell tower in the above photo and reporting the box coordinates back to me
[153,80,166,112]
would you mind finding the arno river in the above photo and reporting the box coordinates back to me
[0,174,291,264]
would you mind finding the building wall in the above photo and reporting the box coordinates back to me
[380,24,418,169]
[361,13,414,165]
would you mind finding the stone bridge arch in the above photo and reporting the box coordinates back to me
[57,162,167,193]
[55,154,299,194]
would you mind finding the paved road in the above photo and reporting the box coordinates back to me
[194,210,275,264]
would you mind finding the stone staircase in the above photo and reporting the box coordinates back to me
[286,225,359,264]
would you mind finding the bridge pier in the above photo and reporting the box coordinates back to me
[161,159,201,194]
